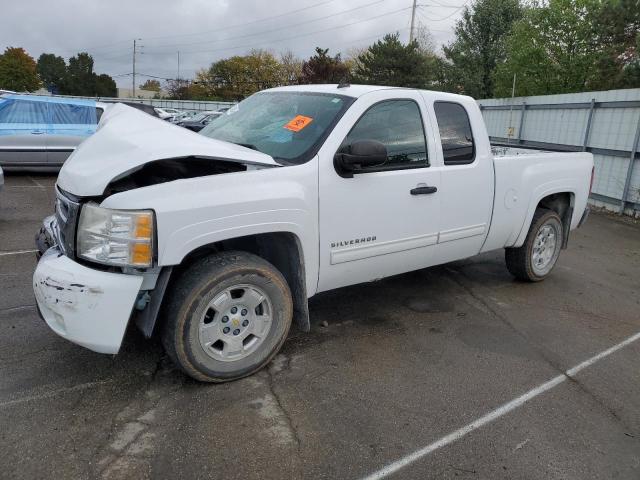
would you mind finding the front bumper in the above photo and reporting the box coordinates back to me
[33,247,143,354]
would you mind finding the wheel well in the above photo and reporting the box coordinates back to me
[536,192,574,248]
[177,232,310,332]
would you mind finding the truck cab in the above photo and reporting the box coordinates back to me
[33,85,593,382]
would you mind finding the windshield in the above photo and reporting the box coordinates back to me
[199,91,353,164]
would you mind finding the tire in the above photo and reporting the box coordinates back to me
[161,251,293,382]
[505,208,563,282]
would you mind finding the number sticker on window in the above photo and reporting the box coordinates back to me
[284,115,313,132]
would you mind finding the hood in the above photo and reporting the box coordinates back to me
[57,103,278,197]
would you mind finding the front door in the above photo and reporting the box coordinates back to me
[318,90,441,292]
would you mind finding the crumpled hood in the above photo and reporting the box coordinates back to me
[57,103,278,197]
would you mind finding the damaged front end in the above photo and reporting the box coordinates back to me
[34,103,282,353]
[34,247,144,354]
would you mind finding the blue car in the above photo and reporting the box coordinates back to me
[0,95,107,171]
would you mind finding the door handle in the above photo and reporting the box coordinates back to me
[31,130,45,135]
[410,186,438,195]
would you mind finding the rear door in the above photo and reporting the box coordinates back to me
[46,101,98,165]
[0,97,48,167]
[427,98,494,263]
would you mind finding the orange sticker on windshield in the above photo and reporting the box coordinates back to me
[284,115,313,132]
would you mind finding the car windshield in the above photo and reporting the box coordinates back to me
[199,91,353,164]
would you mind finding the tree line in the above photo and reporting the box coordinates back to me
[1,0,638,101]
[0,48,117,96]
[168,0,640,101]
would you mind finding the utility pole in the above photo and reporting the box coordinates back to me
[177,51,180,80]
[409,0,418,43]
[132,39,136,98]
[132,38,142,98]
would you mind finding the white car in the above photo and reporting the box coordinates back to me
[33,85,593,382]
[154,107,183,120]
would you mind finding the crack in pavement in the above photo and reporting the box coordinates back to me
[265,355,302,452]
[94,355,181,480]
[445,266,636,433]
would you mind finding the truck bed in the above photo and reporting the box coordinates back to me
[481,149,593,253]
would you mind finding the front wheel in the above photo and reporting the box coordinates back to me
[505,208,563,282]
[162,251,293,382]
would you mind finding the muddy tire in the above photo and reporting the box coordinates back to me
[505,208,563,282]
[161,251,293,382]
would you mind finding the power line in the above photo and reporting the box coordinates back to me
[153,5,414,56]
[417,1,469,21]
[89,0,454,58]
[59,0,340,55]
[144,0,388,51]
[142,0,339,42]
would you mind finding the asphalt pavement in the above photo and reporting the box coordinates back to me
[1,173,639,480]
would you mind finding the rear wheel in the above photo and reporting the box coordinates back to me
[505,208,563,282]
[162,251,293,382]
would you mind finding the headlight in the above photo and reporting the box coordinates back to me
[77,204,154,268]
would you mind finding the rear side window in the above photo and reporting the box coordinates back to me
[49,103,97,125]
[342,99,429,170]
[0,99,48,124]
[434,102,475,165]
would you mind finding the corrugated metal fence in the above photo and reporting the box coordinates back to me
[478,88,640,216]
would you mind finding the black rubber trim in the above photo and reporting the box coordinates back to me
[134,267,173,338]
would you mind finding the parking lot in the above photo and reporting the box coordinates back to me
[0,172,639,479]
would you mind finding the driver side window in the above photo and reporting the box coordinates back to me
[341,99,429,170]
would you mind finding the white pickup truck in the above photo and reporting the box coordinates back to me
[33,85,593,382]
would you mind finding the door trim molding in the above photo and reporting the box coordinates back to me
[438,224,486,243]
[330,232,438,265]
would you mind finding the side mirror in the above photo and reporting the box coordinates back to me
[334,140,388,178]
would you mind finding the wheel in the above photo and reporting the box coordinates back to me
[505,208,563,282]
[161,251,293,382]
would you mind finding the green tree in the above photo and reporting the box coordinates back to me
[494,0,602,97]
[0,47,41,92]
[62,52,96,96]
[278,50,303,85]
[37,53,66,93]
[591,0,640,90]
[299,47,349,84]
[95,73,117,97]
[353,33,431,88]
[139,79,161,91]
[196,49,283,100]
[443,0,523,98]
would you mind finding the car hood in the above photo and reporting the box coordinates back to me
[57,103,278,197]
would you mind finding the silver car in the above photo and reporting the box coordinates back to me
[0,94,107,171]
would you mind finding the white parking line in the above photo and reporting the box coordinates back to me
[0,380,114,409]
[361,330,640,480]
[28,176,47,190]
[0,249,37,257]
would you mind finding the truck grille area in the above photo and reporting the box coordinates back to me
[55,187,81,257]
